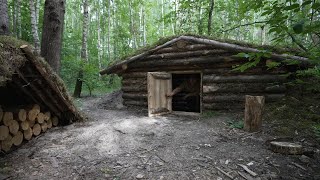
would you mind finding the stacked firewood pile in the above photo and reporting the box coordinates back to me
[0,105,59,152]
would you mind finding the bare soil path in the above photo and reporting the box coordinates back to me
[1,92,319,180]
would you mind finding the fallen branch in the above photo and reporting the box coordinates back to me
[237,164,258,177]
[237,171,253,180]
[215,167,234,179]
[221,21,269,32]
[291,162,307,171]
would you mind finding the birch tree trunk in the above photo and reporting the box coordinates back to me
[107,0,111,62]
[16,0,21,38]
[41,0,66,73]
[96,1,102,72]
[0,0,10,35]
[29,0,41,55]
[73,0,89,98]
[208,0,214,35]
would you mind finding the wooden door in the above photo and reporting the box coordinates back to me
[147,72,172,117]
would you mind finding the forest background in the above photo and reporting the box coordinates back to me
[4,0,320,96]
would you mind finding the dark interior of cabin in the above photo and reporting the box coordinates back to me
[172,73,201,113]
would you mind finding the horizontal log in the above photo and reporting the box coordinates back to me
[203,75,287,83]
[129,56,243,69]
[145,49,230,60]
[150,72,171,79]
[122,78,147,86]
[123,100,148,107]
[203,67,287,75]
[121,72,147,78]
[202,83,286,94]
[203,103,244,111]
[155,44,216,54]
[122,93,148,100]
[122,85,147,92]
[203,94,285,103]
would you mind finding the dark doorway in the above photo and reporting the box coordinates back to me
[172,73,201,113]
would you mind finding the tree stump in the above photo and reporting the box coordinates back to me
[270,141,303,155]
[244,95,265,132]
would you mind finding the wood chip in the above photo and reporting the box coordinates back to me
[238,164,258,177]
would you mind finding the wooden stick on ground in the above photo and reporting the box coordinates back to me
[237,164,258,177]
[215,167,234,179]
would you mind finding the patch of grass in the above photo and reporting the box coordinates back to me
[313,124,320,140]
[227,119,244,129]
[201,111,220,118]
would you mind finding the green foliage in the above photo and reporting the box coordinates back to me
[202,111,220,118]
[227,119,244,129]
[232,51,271,72]
[313,125,320,140]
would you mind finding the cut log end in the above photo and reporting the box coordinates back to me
[20,121,30,131]
[12,131,23,146]
[52,117,59,126]
[41,122,48,133]
[32,124,41,136]
[9,120,20,135]
[3,112,13,126]
[1,134,13,152]
[18,109,27,121]
[24,128,33,141]
[0,125,9,141]
[270,141,303,155]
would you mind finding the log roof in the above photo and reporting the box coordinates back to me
[100,35,309,75]
[0,35,84,124]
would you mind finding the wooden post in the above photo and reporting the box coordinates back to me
[244,95,265,132]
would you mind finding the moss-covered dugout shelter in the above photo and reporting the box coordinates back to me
[0,36,83,125]
[100,35,309,116]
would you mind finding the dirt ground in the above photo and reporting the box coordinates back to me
[1,91,320,180]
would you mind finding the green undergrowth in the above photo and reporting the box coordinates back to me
[264,71,320,141]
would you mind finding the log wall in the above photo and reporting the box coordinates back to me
[120,42,289,111]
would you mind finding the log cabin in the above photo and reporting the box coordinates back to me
[100,35,309,116]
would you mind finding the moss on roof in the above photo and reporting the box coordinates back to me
[109,34,304,66]
[0,35,30,87]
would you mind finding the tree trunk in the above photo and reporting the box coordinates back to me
[96,1,102,73]
[41,0,66,73]
[0,0,10,35]
[29,0,41,55]
[244,95,265,132]
[207,0,214,35]
[73,0,89,98]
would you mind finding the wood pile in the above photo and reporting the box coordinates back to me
[0,105,59,152]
